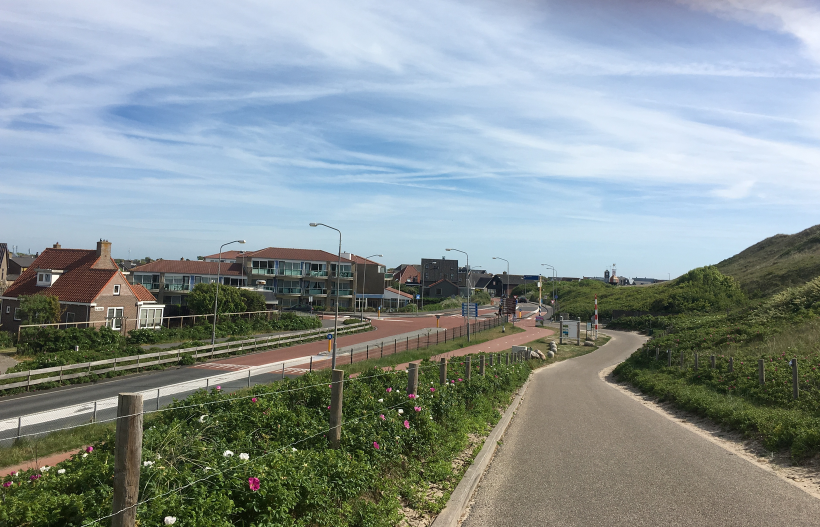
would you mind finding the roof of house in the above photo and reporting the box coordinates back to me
[0,243,7,264]
[202,250,248,260]
[474,276,494,289]
[427,278,459,289]
[2,248,143,304]
[384,286,413,299]
[131,283,158,302]
[348,254,383,266]
[10,256,36,268]
[240,247,353,263]
[131,260,245,276]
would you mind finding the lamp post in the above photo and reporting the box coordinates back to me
[541,264,556,321]
[310,223,342,370]
[446,248,471,342]
[212,239,246,353]
[360,254,382,319]
[493,256,510,326]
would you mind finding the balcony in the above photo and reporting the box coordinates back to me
[384,273,393,279]
[277,287,302,294]
[307,288,327,295]
[251,268,276,275]
[309,270,328,277]
[279,269,303,277]
[164,284,190,291]
[141,283,160,291]
[331,289,353,296]
[332,272,354,278]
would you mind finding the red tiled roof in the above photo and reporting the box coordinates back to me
[348,254,383,266]
[385,286,413,299]
[130,283,157,302]
[202,250,248,260]
[241,247,353,263]
[131,261,244,276]
[3,248,123,303]
[427,279,458,288]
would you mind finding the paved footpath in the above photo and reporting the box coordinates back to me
[462,331,820,527]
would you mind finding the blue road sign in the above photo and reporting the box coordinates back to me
[416,294,420,299]
[523,275,539,280]
[327,333,333,340]
[461,302,478,317]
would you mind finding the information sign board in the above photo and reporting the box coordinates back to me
[561,320,579,339]
[461,302,478,317]
[523,275,539,281]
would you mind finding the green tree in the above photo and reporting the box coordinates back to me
[187,283,245,315]
[18,295,61,324]
[238,289,266,312]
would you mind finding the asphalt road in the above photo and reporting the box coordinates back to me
[462,331,820,526]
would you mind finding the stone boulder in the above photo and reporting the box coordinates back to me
[546,349,555,359]
[531,349,546,360]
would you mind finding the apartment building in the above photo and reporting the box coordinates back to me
[237,247,357,310]
[420,257,459,288]
[347,254,391,310]
[130,260,246,314]
[0,240,163,334]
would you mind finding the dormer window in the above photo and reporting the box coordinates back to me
[37,273,51,286]
[113,284,121,296]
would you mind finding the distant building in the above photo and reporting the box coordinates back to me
[392,264,420,285]
[420,258,459,289]
[632,277,665,286]
[425,279,460,299]
[1,240,163,334]
[202,250,248,263]
[8,255,35,283]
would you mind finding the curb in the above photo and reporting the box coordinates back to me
[431,370,533,527]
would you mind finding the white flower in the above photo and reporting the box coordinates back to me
[204,467,212,471]
[143,461,154,467]
[378,399,384,403]
[164,517,177,525]
[223,450,234,457]
[398,409,404,414]
[82,453,88,458]
[239,453,249,460]
[292,447,298,452]
[40,466,50,472]
[199,415,208,423]
[156,454,162,459]
[429,416,433,420]
[57,469,66,474]
[11,471,18,477]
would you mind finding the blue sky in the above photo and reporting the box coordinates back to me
[2,0,819,279]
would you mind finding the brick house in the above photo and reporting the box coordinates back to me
[392,264,420,285]
[424,279,460,299]
[347,254,390,311]
[0,240,163,335]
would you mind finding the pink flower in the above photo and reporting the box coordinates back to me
[216,385,221,390]
[373,442,380,450]
[248,477,260,491]
[404,420,410,429]
[251,398,257,403]
[458,378,463,382]
[3,481,11,487]
[430,388,435,393]
[85,446,94,453]
[387,388,392,393]
[380,414,385,420]
[414,406,421,412]
[30,474,41,481]
[408,394,415,399]
[327,406,330,409]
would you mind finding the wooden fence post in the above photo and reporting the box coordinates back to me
[465,356,471,381]
[407,363,419,396]
[329,369,344,449]
[792,358,799,400]
[111,393,143,527]
[480,355,485,376]
[439,357,447,385]
[758,359,765,385]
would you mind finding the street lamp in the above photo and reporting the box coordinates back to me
[310,223,342,370]
[493,256,510,325]
[360,254,382,319]
[541,264,556,321]
[446,248,471,342]
[212,239,246,353]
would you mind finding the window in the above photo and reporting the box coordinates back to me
[139,307,163,329]
[65,312,75,323]
[13,308,20,320]
[107,307,124,330]
[4,306,8,313]
[425,264,429,269]
[451,274,454,280]
[436,288,442,295]
[135,274,160,290]
[113,284,121,295]
[278,261,301,275]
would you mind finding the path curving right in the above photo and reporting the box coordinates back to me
[461,331,820,526]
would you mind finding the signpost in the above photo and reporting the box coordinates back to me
[461,302,478,317]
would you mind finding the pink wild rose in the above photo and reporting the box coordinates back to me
[387,387,392,393]
[373,442,380,450]
[248,477,261,491]
[404,420,410,429]
[85,446,94,453]
[251,398,257,403]
[380,414,385,420]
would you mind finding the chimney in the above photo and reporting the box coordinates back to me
[53,242,61,249]
[96,239,112,259]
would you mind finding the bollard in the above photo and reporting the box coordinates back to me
[710,355,716,369]
[758,359,765,385]
[248,369,252,387]
[92,401,98,423]
[156,388,160,411]
[284,362,287,379]
[17,416,21,440]
[381,342,384,358]
[480,355,486,376]
[112,393,143,527]
[407,363,419,396]
[309,357,313,373]
[792,358,799,400]
[465,356,472,381]
[329,370,344,449]
[439,357,447,385]
[728,357,734,373]
[694,353,699,371]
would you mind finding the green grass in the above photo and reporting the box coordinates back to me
[0,422,116,469]
[339,323,525,376]
[522,335,611,365]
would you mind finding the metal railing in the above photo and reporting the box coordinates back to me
[251,268,276,275]
[331,289,353,296]
[164,284,189,291]
[307,288,327,295]
[280,270,303,276]
[277,287,302,294]
[309,270,328,277]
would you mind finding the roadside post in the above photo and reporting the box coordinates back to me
[792,359,799,400]
[327,333,333,354]
[439,357,447,385]
[112,393,143,527]
[329,369,344,449]
[436,314,441,328]
[758,359,765,385]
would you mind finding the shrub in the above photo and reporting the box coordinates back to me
[0,331,13,348]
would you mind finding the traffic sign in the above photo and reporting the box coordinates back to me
[461,302,478,317]
[523,275,539,280]
[416,294,420,299]
[327,333,333,340]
